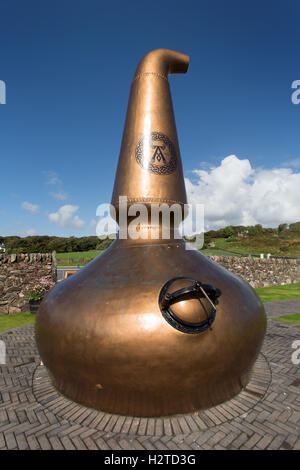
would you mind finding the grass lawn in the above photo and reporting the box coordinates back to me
[56,250,103,266]
[201,248,243,256]
[211,238,260,255]
[204,232,300,257]
[254,283,300,303]
[272,313,300,326]
[0,312,35,332]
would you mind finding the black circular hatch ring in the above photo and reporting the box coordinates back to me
[159,277,221,334]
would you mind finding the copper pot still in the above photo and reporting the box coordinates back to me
[36,49,266,417]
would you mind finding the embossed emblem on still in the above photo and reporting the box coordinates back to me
[135,132,177,175]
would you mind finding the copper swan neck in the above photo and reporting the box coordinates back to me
[134,48,189,80]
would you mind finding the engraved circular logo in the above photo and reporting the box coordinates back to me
[135,132,177,175]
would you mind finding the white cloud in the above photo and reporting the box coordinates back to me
[282,158,300,169]
[48,205,85,229]
[185,155,300,230]
[50,191,68,201]
[21,201,39,214]
[89,218,96,228]
[44,171,62,185]
[23,228,36,236]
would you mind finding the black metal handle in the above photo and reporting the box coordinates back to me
[159,277,221,334]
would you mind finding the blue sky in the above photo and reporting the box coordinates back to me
[1,0,300,236]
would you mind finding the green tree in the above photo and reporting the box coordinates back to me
[289,222,300,232]
[278,223,288,233]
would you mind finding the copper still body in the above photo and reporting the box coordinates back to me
[36,49,266,417]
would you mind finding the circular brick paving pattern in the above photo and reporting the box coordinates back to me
[32,354,271,436]
[1,313,300,450]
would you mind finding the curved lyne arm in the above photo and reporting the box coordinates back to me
[134,48,189,79]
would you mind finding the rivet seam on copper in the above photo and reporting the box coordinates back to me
[132,72,169,83]
[112,197,184,205]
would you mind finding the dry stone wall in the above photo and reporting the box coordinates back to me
[0,252,299,315]
[0,253,54,315]
[208,255,300,288]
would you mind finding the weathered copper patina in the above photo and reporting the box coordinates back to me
[35,49,266,417]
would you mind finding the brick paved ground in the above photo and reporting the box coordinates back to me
[264,298,300,318]
[0,302,299,450]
